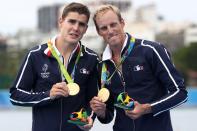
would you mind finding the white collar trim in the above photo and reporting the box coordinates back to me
[51,35,80,58]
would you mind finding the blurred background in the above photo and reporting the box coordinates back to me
[0,0,197,131]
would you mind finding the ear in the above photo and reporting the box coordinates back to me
[96,26,102,36]
[84,25,88,33]
[120,18,125,28]
[97,30,102,36]
[58,17,63,28]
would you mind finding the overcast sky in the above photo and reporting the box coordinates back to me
[0,0,197,35]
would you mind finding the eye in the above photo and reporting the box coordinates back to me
[99,26,107,32]
[110,22,118,28]
[79,22,87,28]
[67,19,77,25]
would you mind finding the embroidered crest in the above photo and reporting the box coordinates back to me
[133,65,144,71]
[80,68,90,75]
[41,64,50,78]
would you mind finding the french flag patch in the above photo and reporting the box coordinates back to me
[133,65,144,71]
[44,48,52,57]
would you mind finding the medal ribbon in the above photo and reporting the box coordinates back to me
[101,37,135,87]
[47,40,82,83]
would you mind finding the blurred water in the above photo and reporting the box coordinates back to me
[1,88,197,131]
[0,107,196,131]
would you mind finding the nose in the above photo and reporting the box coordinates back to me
[106,26,114,36]
[73,23,80,31]
[107,26,114,33]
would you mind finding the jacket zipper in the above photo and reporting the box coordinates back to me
[59,98,63,131]
[57,58,63,131]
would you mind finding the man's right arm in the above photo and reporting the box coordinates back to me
[90,95,114,124]
[9,52,52,107]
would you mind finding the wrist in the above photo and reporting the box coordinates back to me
[143,104,152,114]
[97,111,106,119]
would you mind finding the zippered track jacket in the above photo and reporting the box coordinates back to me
[10,42,99,131]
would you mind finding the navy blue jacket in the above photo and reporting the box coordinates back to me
[98,33,188,131]
[10,42,99,131]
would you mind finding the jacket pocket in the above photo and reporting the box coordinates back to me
[124,57,150,84]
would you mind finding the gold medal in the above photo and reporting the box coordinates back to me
[98,88,110,102]
[67,83,80,96]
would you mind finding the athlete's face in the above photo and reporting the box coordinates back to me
[59,12,88,45]
[95,10,125,47]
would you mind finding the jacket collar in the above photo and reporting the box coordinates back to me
[102,33,129,61]
[44,35,82,58]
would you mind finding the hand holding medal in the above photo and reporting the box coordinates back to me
[99,37,135,103]
[98,63,110,103]
[48,41,80,96]
[67,83,80,96]
[97,87,110,102]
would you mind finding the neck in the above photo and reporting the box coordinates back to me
[111,47,121,65]
[110,33,126,57]
[56,37,78,57]
[110,43,122,57]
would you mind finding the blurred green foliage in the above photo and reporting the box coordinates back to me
[0,48,27,89]
[173,42,197,84]
[0,42,196,89]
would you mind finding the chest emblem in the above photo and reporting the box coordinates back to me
[41,64,50,78]
[80,68,90,75]
[133,65,144,71]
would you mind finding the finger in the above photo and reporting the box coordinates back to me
[55,82,68,90]
[92,103,106,109]
[125,110,139,120]
[60,83,69,95]
[93,96,102,102]
[53,88,69,97]
[125,110,135,116]
[91,99,105,105]
[91,104,106,111]
[54,90,66,97]
[61,82,67,86]
[58,87,69,96]
[83,117,93,128]
[54,83,69,95]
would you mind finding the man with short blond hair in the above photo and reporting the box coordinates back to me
[90,4,188,131]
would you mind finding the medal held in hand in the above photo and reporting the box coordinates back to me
[48,41,81,96]
[114,92,134,110]
[99,63,110,102]
[99,37,136,103]
[68,108,89,126]
[98,88,110,102]
[67,83,80,96]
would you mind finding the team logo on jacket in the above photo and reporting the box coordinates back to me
[133,65,144,71]
[80,68,90,75]
[41,64,50,78]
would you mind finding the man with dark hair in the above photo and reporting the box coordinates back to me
[90,4,188,131]
[10,2,98,131]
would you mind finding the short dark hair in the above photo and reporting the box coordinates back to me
[61,2,90,22]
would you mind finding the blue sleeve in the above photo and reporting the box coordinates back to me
[85,57,99,120]
[145,42,188,116]
[9,50,52,107]
[97,93,115,124]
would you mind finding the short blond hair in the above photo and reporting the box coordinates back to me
[93,4,122,31]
